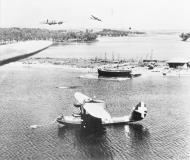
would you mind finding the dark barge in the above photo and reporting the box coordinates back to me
[98,68,132,77]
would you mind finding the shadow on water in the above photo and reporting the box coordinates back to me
[57,123,150,160]
[58,125,107,139]
[106,123,150,146]
[124,123,151,159]
[104,123,150,159]
[58,125,114,159]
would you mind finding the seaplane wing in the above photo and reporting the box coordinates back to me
[83,103,111,120]
[74,92,91,104]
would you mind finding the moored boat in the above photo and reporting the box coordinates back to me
[98,68,132,77]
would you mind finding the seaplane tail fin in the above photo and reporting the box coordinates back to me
[129,102,147,122]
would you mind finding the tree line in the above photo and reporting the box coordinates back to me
[0,28,97,45]
[96,28,146,37]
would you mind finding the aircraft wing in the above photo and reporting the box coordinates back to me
[83,102,111,120]
[74,92,91,104]
[90,15,102,21]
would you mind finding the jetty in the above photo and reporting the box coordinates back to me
[0,40,52,66]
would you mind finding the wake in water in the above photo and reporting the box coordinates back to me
[29,119,57,129]
[30,124,41,129]
[56,85,81,89]
[79,74,130,81]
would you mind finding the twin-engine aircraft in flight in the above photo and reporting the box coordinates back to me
[41,19,64,25]
[90,15,102,22]
[41,14,102,25]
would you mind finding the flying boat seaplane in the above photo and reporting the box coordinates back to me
[57,92,147,129]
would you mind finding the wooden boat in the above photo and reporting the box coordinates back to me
[98,68,132,77]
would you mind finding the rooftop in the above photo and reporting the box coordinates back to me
[167,58,190,63]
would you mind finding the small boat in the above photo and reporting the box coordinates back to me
[130,73,141,77]
[98,68,132,77]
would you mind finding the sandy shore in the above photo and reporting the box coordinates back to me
[1,41,190,77]
[0,61,96,73]
[2,58,190,77]
[1,59,165,78]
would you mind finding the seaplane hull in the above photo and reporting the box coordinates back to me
[57,112,143,126]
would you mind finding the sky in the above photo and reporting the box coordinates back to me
[0,0,190,30]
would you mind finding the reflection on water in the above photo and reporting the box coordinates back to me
[58,125,114,160]
[34,35,190,60]
[125,124,151,160]
[57,123,150,160]
[80,74,130,81]
[58,125,107,138]
[125,124,150,141]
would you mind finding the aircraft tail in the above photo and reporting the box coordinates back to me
[129,102,147,122]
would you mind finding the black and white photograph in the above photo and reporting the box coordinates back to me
[0,0,190,159]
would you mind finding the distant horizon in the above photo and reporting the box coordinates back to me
[0,27,189,34]
[1,0,190,31]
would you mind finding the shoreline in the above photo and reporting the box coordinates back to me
[1,37,190,77]
[1,61,96,73]
[1,58,163,77]
[19,57,190,77]
[2,58,190,78]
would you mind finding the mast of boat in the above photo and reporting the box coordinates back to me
[104,52,107,63]
[145,53,149,60]
[112,52,115,62]
[117,53,120,63]
[150,49,154,60]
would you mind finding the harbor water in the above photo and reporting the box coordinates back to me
[0,34,190,160]
[33,34,190,60]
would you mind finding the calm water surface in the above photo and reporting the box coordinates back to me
[34,34,190,60]
[0,35,190,160]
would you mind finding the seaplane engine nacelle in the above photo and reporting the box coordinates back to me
[130,102,147,122]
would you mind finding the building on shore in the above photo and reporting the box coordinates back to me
[167,58,190,69]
